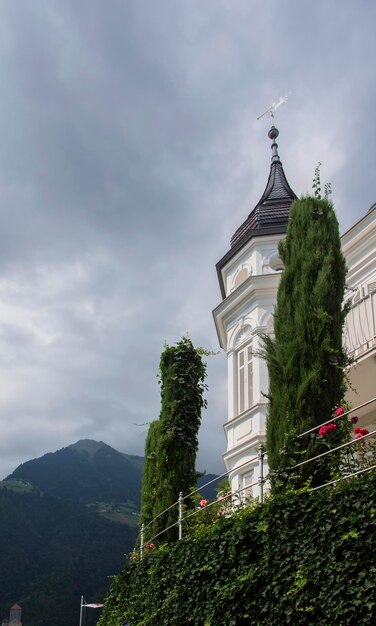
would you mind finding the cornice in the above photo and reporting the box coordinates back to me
[223,402,268,432]
[212,273,280,349]
[222,434,266,466]
[216,226,287,299]
[341,204,376,253]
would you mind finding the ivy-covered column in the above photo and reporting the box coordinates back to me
[140,337,208,542]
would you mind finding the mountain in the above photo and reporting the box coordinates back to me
[197,473,224,500]
[7,439,144,506]
[6,439,221,505]
[0,439,220,626]
[1,440,143,626]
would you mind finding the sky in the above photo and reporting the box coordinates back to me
[0,0,375,479]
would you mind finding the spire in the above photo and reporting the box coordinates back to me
[230,125,296,248]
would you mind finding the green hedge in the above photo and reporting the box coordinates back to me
[99,473,376,625]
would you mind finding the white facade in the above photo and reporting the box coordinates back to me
[343,203,376,428]
[214,128,376,500]
[213,125,295,500]
[213,235,284,500]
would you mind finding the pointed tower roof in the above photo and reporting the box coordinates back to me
[216,125,296,299]
[230,126,296,248]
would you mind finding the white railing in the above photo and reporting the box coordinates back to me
[137,398,376,556]
[344,289,376,358]
[140,447,265,556]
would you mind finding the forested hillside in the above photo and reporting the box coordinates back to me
[0,488,137,626]
[0,439,219,625]
[8,439,144,504]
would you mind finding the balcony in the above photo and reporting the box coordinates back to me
[344,288,376,426]
[344,288,376,360]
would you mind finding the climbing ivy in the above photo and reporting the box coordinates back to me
[140,337,208,542]
[99,473,376,625]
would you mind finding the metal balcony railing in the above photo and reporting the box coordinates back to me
[344,289,376,358]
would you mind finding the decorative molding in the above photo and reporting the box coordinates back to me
[259,310,274,332]
[262,250,284,274]
[234,325,252,349]
[231,264,252,292]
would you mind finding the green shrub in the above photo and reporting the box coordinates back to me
[99,473,376,625]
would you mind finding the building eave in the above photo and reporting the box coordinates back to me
[341,202,376,251]
[216,225,288,299]
[222,435,266,469]
[212,273,281,349]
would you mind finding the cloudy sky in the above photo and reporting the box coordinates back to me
[0,0,375,478]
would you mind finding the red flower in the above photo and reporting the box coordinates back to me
[354,426,369,439]
[334,407,345,417]
[199,499,208,508]
[353,427,369,437]
[146,543,156,550]
[350,415,359,424]
[354,433,363,439]
[319,423,337,436]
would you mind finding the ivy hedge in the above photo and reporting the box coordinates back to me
[140,337,208,541]
[99,473,376,626]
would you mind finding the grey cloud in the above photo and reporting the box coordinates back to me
[0,0,375,478]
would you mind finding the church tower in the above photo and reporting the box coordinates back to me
[213,126,296,500]
[2,604,22,626]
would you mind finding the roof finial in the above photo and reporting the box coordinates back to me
[268,126,280,163]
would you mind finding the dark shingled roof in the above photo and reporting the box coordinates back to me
[230,126,296,248]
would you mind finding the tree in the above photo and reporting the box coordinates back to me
[140,337,208,542]
[263,196,348,488]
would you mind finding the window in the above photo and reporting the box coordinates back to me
[237,342,253,414]
[241,470,254,500]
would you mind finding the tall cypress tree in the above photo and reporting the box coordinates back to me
[263,196,347,486]
[140,337,208,542]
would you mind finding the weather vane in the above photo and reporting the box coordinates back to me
[257,93,290,121]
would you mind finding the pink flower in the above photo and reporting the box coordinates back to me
[354,428,369,446]
[146,543,156,550]
[199,499,208,508]
[319,423,337,436]
[334,407,345,417]
[350,415,359,424]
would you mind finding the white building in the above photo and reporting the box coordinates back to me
[213,126,296,499]
[2,604,22,626]
[213,127,376,499]
[342,203,376,426]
